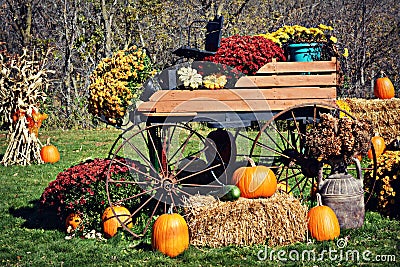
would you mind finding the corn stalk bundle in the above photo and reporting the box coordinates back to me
[184,193,308,247]
[0,47,52,166]
[336,98,400,143]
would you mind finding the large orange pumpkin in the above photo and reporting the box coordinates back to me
[368,134,386,159]
[307,193,340,241]
[40,138,60,163]
[231,157,277,198]
[102,206,133,238]
[152,213,189,258]
[374,72,395,99]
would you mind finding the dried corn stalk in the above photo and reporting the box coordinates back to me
[0,47,52,166]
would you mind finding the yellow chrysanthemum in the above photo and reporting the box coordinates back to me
[342,48,349,57]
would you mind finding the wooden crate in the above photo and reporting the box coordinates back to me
[136,58,339,116]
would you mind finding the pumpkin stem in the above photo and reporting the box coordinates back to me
[316,193,323,206]
[244,156,256,167]
[46,137,51,146]
[167,204,174,214]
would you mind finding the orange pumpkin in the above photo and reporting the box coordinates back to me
[374,72,395,99]
[152,213,189,258]
[40,138,60,163]
[368,134,386,159]
[65,213,83,233]
[102,206,133,238]
[307,193,340,241]
[40,144,60,163]
[231,157,277,198]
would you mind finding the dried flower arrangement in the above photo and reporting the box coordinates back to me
[305,113,373,173]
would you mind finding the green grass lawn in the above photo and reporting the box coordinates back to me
[0,128,399,266]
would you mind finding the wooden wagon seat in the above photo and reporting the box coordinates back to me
[136,58,339,115]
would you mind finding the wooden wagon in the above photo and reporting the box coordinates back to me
[104,58,376,238]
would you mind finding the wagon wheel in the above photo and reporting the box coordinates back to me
[249,103,377,205]
[105,123,227,238]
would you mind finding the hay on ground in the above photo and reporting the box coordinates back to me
[339,98,400,143]
[184,193,308,248]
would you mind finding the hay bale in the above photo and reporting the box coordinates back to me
[184,193,308,247]
[338,98,400,143]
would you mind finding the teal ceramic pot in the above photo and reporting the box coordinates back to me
[287,42,322,62]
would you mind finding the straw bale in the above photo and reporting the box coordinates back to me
[338,98,400,143]
[184,193,308,248]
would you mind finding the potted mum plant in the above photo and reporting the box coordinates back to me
[203,35,286,75]
[259,24,341,62]
[88,46,156,126]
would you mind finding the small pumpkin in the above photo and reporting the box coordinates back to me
[368,134,386,159]
[152,212,189,258]
[231,157,277,198]
[40,138,60,163]
[65,213,83,233]
[307,193,340,241]
[102,206,133,238]
[374,71,395,99]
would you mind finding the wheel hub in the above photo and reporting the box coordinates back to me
[161,177,176,192]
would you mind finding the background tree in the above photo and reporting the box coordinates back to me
[0,0,398,129]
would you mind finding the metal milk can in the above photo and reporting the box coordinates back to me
[318,165,365,229]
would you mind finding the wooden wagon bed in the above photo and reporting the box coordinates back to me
[136,58,339,121]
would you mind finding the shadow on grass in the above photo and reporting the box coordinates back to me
[9,200,62,230]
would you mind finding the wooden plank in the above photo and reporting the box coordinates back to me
[257,58,337,74]
[148,88,336,102]
[136,98,337,113]
[140,112,198,117]
[235,74,337,88]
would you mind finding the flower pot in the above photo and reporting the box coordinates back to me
[287,42,322,62]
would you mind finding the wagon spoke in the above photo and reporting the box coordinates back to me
[169,130,195,166]
[109,157,159,183]
[125,139,160,180]
[142,194,163,235]
[110,186,162,206]
[177,164,222,184]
